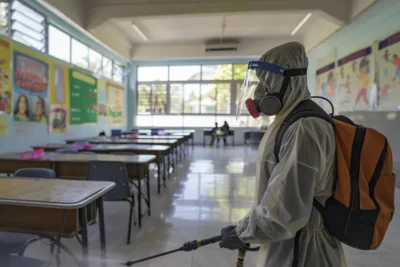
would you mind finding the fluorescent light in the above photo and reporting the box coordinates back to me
[132,23,148,41]
[291,13,312,35]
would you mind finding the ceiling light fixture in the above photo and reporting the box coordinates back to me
[291,13,312,35]
[132,23,148,41]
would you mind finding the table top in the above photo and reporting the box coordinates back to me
[124,135,184,140]
[131,129,196,134]
[32,143,170,152]
[0,178,115,209]
[65,137,178,145]
[0,152,156,164]
[89,144,170,152]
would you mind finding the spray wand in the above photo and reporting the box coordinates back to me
[122,235,259,266]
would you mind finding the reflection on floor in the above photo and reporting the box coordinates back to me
[25,147,400,267]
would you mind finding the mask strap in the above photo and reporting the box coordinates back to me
[277,68,308,100]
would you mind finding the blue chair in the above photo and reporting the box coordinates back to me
[55,148,79,154]
[0,255,50,267]
[0,168,57,255]
[86,161,136,244]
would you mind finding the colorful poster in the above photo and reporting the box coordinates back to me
[0,38,12,114]
[69,69,97,125]
[0,116,9,137]
[53,64,68,104]
[106,80,125,126]
[376,31,400,110]
[13,51,49,122]
[337,47,375,111]
[98,102,107,117]
[49,105,67,133]
[315,62,336,112]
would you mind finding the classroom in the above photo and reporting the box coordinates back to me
[0,0,399,266]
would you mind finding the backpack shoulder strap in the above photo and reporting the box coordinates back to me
[274,100,332,215]
[274,100,332,160]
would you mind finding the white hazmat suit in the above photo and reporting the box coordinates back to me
[235,42,347,267]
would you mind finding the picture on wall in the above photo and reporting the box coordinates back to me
[0,38,12,115]
[337,46,375,111]
[49,105,67,133]
[376,31,400,110]
[315,49,337,113]
[107,80,125,126]
[13,51,49,122]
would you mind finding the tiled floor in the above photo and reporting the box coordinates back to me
[23,147,400,267]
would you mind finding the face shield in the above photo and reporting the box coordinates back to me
[237,61,307,119]
[237,61,287,119]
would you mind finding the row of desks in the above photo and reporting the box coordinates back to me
[0,133,193,266]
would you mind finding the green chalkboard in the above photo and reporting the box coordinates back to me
[69,69,98,125]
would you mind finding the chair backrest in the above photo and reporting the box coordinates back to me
[56,148,79,154]
[14,168,57,179]
[86,161,131,201]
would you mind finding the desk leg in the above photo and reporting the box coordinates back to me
[147,164,151,216]
[79,207,89,267]
[137,177,142,228]
[203,135,205,147]
[167,153,171,178]
[96,197,107,267]
[157,159,161,194]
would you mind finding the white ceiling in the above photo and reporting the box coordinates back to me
[41,0,379,60]
[114,11,311,44]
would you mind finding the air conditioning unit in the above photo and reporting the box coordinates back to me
[205,39,240,52]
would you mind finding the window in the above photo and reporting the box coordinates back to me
[170,84,183,114]
[233,64,248,80]
[48,25,70,62]
[184,84,200,113]
[202,64,232,80]
[113,63,123,83]
[71,39,88,68]
[138,66,168,82]
[136,63,257,127]
[11,1,46,51]
[88,48,102,75]
[169,65,200,81]
[0,2,9,35]
[102,57,112,78]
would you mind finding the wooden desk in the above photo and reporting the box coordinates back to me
[65,137,179,146]
[125,130,195,147]
[203,129,235,147]
[243,130,265,145]
[0,178,115,267]
[0,153,155,227]
[32,144,171,194]
[65,138,182,169]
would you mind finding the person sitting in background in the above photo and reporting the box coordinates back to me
[209,122,218,146]
[99,131,106,137]
[220,121,230,146]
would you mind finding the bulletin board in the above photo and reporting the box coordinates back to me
[337,46,375,112]
[376,31,400,110]
[12,46,49,123]
[69,69,98,125]
[106,80,125,126]
[0,37,12,115]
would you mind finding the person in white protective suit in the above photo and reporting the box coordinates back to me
[219,42,347,267]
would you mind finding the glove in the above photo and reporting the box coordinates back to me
[219,225,245,250]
